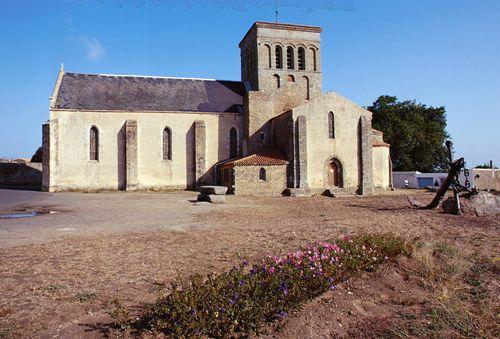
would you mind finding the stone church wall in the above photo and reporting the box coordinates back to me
[291,91,374,192]
[372,146,390,189]
[44,110,243,192]
[233,165,287,195]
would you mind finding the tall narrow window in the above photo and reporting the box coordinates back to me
[298,47,305,70]
[275,46,283,69]
[273,74,280,89]
[229,127,238,159]
[286,46,294,69]
[310,48,317,71]
[163,127,172,160]
[264,44,271,68]
[89,126,99,161]
[259,167,267,181]
[303,76,310,100]
[328,112,335,139]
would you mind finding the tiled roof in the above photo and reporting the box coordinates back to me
[223,150,288,167]
[372,139,390,147]
[54,72,247,113]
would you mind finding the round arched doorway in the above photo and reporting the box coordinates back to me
[327,158,343,188]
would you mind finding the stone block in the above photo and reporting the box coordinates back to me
[283,188,311,197]
[199,185,227,195]
[197,193,226,204]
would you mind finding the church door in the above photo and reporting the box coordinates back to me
[328,160,342,187]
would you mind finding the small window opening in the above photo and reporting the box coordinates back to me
[328,112,335,139]
[259,167,267,181]
[275,46,283,69]
[286,46,294,69]
[163,127,172,160]
[298,47,305,70]
[89,126,99,161]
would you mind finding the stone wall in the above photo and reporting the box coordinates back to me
[233,165,287,195]
[473,168,500,191]
[0,162,42,187]
[372,146,390,189]
[290,91,377,193]
[44,109,243,192]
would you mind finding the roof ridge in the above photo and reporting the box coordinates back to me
[64,71,242,83]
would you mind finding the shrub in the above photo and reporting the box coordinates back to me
[133,233,409,337]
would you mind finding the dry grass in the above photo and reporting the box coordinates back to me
[412,241,499,338]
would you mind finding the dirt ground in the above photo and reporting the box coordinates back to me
[0,190,498,338]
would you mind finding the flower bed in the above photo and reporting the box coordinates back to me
[133,233,409,337]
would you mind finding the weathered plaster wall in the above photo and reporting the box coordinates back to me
[291,91,373,192]
[45,110,243,191]
[372,146,390,189]
[233,165,286,195]
[473,168,500,191]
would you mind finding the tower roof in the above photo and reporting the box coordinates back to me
[239,21,322,47]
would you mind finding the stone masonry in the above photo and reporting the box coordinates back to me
[125,120,138,190]
[194,120,206,188]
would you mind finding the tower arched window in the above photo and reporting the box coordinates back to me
[298,47,306,70]
[273,74,280,89]
[286,46,294,69]
[89,126,99,161]
[259,167,267,181]
[310,48,317,71]
[163,127,172,160]
[287,74,295,82]
[275,46,283,69]
[264,44,271,68]
[229,127,238,159]
[328,112,335,139]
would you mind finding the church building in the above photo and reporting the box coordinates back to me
[42,21,391,195]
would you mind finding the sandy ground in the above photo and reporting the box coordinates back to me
[0,190,498,337]
[0,189,226,248]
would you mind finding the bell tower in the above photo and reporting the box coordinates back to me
[239,21,322,100]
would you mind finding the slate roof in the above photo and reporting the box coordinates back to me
[222,149,288,167]
[54,72,247,113]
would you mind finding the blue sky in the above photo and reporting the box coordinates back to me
[0,0,498,167]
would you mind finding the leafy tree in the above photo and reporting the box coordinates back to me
[475,162,497,169]
[368,95,450,172]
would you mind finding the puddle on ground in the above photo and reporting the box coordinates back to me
[0,210,60,219]
[0,212,38,219]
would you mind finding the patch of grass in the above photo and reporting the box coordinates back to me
[43,284,66,293]
[413,242,499,338]
[75,291,98,303]
[126,233,408,337]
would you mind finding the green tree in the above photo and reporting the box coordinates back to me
[368,95,450,172]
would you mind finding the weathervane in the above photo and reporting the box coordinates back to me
[275,0,279,23]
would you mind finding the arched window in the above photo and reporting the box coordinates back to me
[264,44,271,68]
[298,47,306,70]
[310,48,317,71]
[89,126,99,161]
[273,74,280,89]
[303,76,310,100]
[328,112,335,139]
[275,46,283,69]
[229,127,238,159]
[163,127,172,160]
[287,74,295,82]
[286,46,294,69]
[259,167,267,181]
